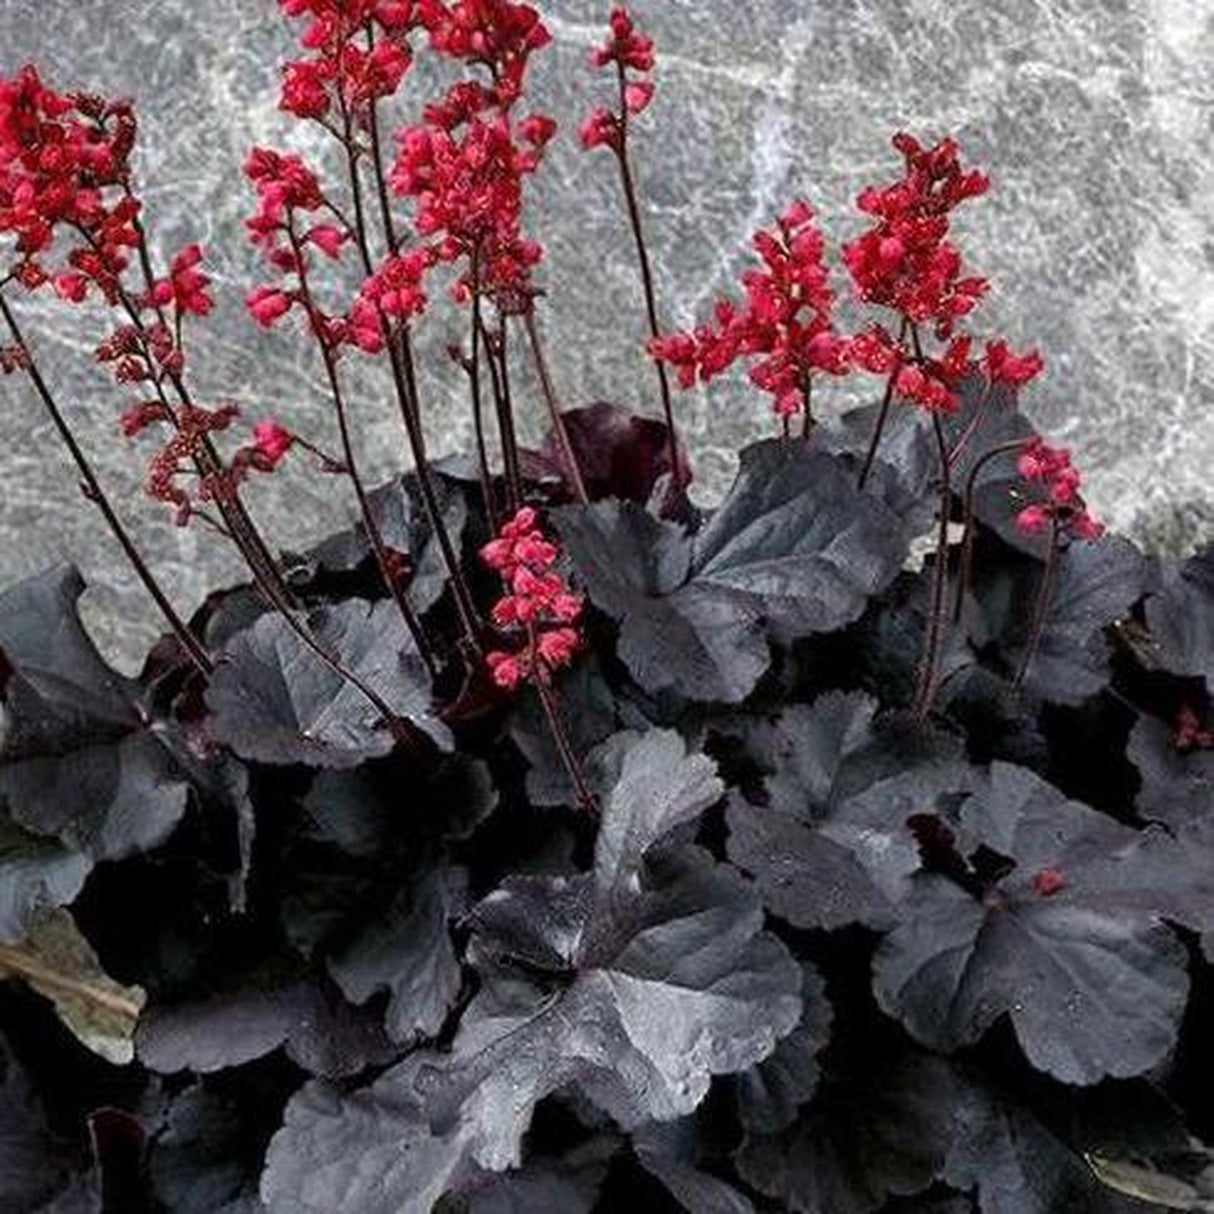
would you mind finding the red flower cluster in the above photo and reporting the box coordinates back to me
[1029,867,1067,897]
[144,401,240,526]
[581,8,656,152]
[1175,705,1214,752]
[0,66,139,301]
[846,322,974,412]
[251,418,295,466]
[390,114,549,303]
[653,134,1045,422]
[150,244,214,318]
[419,0,551,110]
[244,147,325,272]
[1014,436,1103,540]
[985,338,1044,388]
[842,133,989,335]
[276,0,414,121]
[347,246,435,352]
[479,507,583,690]
[650,200,849,418]
[243,146,375,351]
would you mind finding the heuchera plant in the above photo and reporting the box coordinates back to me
[0,3,1212,1211]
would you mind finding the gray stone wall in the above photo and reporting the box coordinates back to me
[1,0,1210,668]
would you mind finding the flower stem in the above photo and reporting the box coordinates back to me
[801,375,814,440]
[387,331,484,655]
[522,309,589,505]
[286,220,435,675]
[0,293,212,677]
[335,93,484,657]
[480,315,522,513]
[364,22,402,257]
[534,665,599,815]
[857,315,910,490]
[95,214,296,605]
[912,410,953,721]
[614,64,680,489]
[946,380,992,470]
[1013,520,1060,691]
[952,437,1026,623]
[468,250,498,530]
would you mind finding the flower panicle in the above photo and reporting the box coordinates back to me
[581,7,657,152]
[1014,436,1103,541]
[479,506,584,690]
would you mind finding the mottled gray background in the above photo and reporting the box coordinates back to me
[0,0,1210,669]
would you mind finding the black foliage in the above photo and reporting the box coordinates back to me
[1,399,1212,1212]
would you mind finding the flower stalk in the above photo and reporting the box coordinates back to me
[0,293,212,677]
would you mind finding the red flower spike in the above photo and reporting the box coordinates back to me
[479,507,584,691]
[390,109,552,305]
[651,203,850,422]
[1013,436,1103,542]
[275,0,416,123]
[592,8,655,73]
[843,134,990,337]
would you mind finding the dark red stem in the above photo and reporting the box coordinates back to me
[468,250,498,529]
[946,380,993,470]
[857,314,910,490]
[530,642,596,814]
[1013,520,1060,691]
[522,309,589,506]
[0,293,212,677]
[286,220,435,675]
[613,64,680,489]
[482,314,522,513]
[334,87,484,656]
[912,410,953,721]
[952,436,1027,623]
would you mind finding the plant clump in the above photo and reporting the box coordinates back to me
[0,4,1211,1212]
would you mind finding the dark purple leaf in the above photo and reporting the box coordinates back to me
[555,500,768,703]
[1141,547,1214,689]
[296,472,468,616]
[456,1137,615,1213]
[0,565,195,862]
[147,1083,272,1214]
[633,1118,756,1213]
[0,818,91,943]
[262,731,801,1211]
[943,1074,1158,1214]
[522,402,690,512]
[205,597,450,768]
[735,1051,957,1214]
[873,763,1192,1083]
[136,968,396,1079]
[691,441,911,638]
[0,1028,91,1210]
[325,866,464,1045]
[725,692,973,930]
[735,962,832,1134]
[1128,714,1213,826]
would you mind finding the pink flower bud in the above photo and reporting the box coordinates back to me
[307,224,345,258]
[624,81,655,115]
[252,419,294,466]
[247,285,292,327]
[1015,504,1051,535]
